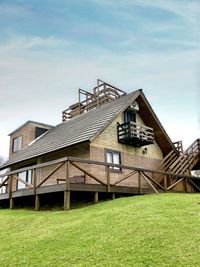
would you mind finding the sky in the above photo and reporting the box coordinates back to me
[0,0,199,160]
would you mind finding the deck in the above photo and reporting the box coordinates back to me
[1,156,200,210]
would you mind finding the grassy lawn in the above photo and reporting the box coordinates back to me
[0,193,200,267]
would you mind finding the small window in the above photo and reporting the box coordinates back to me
[12,136,22,153]
[35,127,48,139]
[105,149,121,172]
[124,110,136,123]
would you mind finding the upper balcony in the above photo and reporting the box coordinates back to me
[117,121,154,147]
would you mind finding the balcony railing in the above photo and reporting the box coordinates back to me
[117,121,154,147]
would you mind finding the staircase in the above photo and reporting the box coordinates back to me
[154,139,200,186]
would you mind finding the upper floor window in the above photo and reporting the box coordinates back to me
[12,136,22,153]
[105,149,121,172]
[124,110,136,123]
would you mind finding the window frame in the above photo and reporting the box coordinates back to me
[105,149,122,173]
[12,135,22,153]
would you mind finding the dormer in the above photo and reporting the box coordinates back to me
[9,121,53,158]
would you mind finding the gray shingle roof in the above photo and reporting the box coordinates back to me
[1,91,139,168]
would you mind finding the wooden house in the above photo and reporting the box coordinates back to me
[0,80,200,210]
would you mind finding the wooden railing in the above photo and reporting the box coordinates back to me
[154,138,200,185]
[1,156,200,211]
[62,79,126,121]
[173,141,183,155]
[118,121,154,146]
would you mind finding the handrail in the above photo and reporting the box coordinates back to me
[1,156,200,181]
[118,121,154,143]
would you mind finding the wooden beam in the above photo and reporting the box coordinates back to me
[112,170,138,186]
[142,172,165,191]
[187,179,200,192]
[70,161,107,186]
[167,178,185,190]
[0,176,9,188]
[12,174,33,188]
[36,162,65,188]
[141,172,159,194]
[2,155,200,182]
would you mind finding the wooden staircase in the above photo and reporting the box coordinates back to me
[154,139,200,187]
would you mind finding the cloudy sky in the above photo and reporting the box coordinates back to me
[0,0,199,159]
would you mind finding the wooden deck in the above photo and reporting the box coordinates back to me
[0,183,154,201]
[0,155,200,210]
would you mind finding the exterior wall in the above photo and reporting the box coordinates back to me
[89,113,163,188]
[35,143,90,187]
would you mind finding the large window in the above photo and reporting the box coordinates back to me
[12,136,22,153]
[105,149,121,171]
[17,170,32,190]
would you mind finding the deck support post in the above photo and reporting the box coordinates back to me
[9,198,14,210]
[138,171,142,194]
[106,166,110,192]
[94,192,99,203]
[64,160,70,211]
[112,193,115,200]
[64,191,70,211]
[35,194,40,211]
[184,178,188,193]
[164,176,167,192]
[9,175,13,209]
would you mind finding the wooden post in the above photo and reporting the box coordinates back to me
[183,178,188,193]
[97,79,100,107]
[35,194,40,211]
[64,191,70,211]
[33,169,40,211]
[106,166,110,193]
[164,176,167,192]
[64,161,70,211]
[94,192,99,203]
[112,193,115,200]
[9,175,13,209]
[138,171,142,194]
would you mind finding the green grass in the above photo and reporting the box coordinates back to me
[1,193,200,267]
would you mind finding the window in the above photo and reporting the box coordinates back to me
[105,149,121,171]
[12,136,22,153]
[17,170,32,190]
[35,127,48,139]
[124,110,136,123]
[0,177,6,194]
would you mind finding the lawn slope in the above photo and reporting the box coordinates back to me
[0,193,200,267]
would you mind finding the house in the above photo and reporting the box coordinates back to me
[0,80,199,210]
